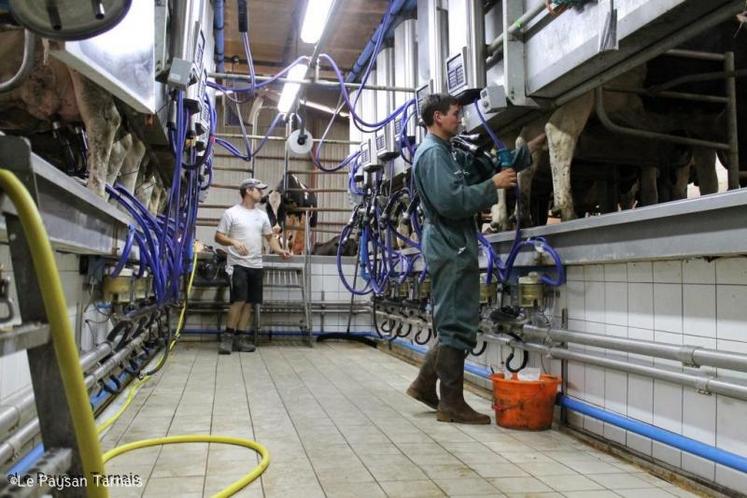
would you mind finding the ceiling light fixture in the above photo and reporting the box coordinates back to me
[277,63,309,113]
[300,0,334,44]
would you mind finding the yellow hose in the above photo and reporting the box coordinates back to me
[0,169,108,497]
[97,245,270,496]
[103,435,270,498]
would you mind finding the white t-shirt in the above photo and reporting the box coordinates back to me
[216,204,272,269]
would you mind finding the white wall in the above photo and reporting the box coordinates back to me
[184,258,373,335]
[447,256,747,494]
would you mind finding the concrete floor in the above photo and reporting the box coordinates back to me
[100,341,702,498]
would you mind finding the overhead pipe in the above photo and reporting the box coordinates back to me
[0,30,36,93]
[523,324,747,373]
[595,87,731,151]
[209,72,417,93]
[554,1,743,107]
[213,0,225,73]
[485,1,546,62]
[346,0,417,83]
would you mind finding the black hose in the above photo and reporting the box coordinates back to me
[413,327,431,345]
[471,340,487,356]
[237,0,248,33]
[505,331,528,373]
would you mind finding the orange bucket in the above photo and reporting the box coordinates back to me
[491,373,561,430]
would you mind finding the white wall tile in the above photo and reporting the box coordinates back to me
[585,282,605,323]
[683,258,716,284]
[652,441,681,468]
[653,380,682,434]
[654,284,683,333]
[584,264,604,282]
[682,387,716,445]
[627,375,653,423]
[567,281,585,321]
[629,283,654,330]
[585,365,605,407]
[626,432,652,456]
[715,257,747,285]
[628,262,653,283]
[567,410,584,429]
[604,263,627,282]
[605,282,628,326]
[567,265,584,281]
[604,370,628,415]
[716,395,747,456]
[584,415,604,436]
[653,261,682,284]
[567,361,585,399]
[715,464,747,494]
[603,423,627,445]
[716,285,747,342]
[682,454,716,482]
[683,284,717,338]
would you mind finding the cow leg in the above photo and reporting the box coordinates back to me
[69,70,121,197]
[514,127,545,227]
[672,163,691,201]
[149,181,163,214]
[545,93,594,221]
[639,166,658,206]
[106,133,132,186]
[693,147,719,195]
[490,189,509,231]
[135,173,155,208]
[118,136,147,194]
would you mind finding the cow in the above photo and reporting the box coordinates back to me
[312,234,358,256]
[490,20,745,231]
[263,173,318,254]
[0,26,153,201]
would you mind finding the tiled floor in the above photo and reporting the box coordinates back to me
[100,342,702,498]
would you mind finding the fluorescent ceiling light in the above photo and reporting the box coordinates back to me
[300,0,334,44]
[277,63,308,113]
[269,90,349,118]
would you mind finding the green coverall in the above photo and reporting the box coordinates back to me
[412,133,498,352]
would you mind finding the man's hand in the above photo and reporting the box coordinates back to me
[492,168,517,189]
[233,241,249,256]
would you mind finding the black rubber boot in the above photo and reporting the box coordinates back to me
[436,346,490,424]
[233,333,257,353]
[218,333,233,355]
[406,345,439,410]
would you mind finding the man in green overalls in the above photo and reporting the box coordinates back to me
[406,93,517,424]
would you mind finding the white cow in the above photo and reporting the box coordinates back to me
[490,65,720,231]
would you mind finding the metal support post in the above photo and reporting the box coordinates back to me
[724,51,740,189]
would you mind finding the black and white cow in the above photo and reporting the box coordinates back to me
[262,173,318,254]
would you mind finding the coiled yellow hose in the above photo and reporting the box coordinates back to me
[1,169,270,497]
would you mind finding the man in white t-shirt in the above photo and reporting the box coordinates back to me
[215,178,290,354]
